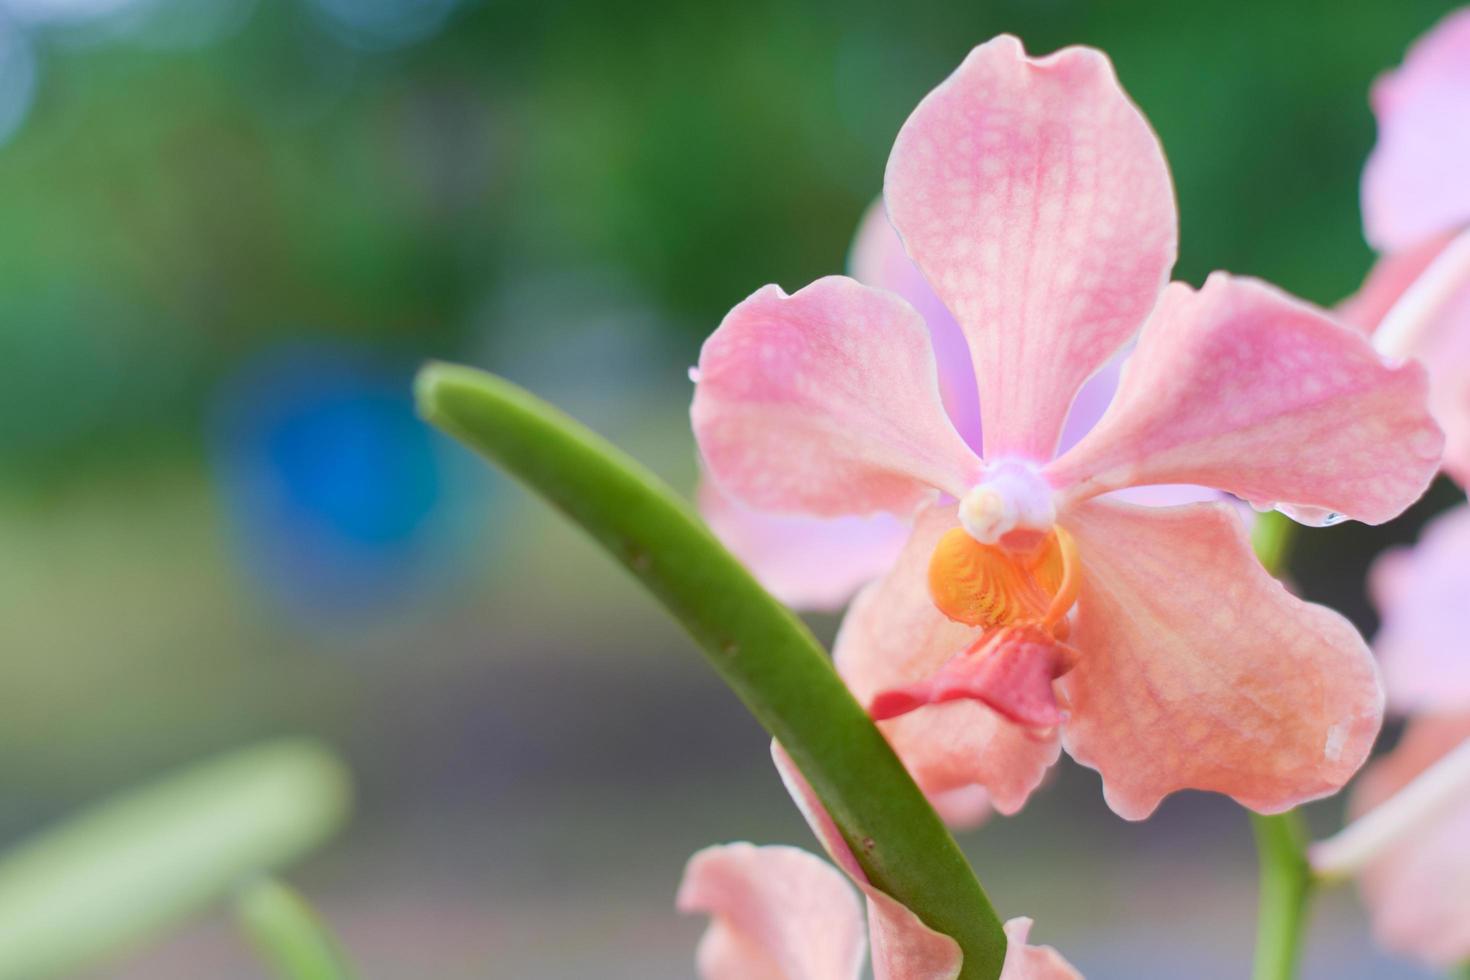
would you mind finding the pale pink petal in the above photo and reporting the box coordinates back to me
[884,35,1176,461]
[1001,918,1083,980]
[678,843,866,980]
[850,199,982,452]
[1350,712,1470,969]
[697,478,907,612]
[833,505,1060,816]
[772,744,964,980]
[1362,8,1470,252]
[1047,274,1442,526]
[927,785,992,830]
[1337,234,1454,333]
[692,277,981,518]
[1058,498,1384,820]
[1371,503,1470,714]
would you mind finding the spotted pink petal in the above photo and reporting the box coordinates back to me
[884,35,1176,461]
[1362,8,1470,252]
[678,843,866,980]
[833,506,1060,817]
[772,743,964,980]
[1058,498,1384,820]
[692,277,981,519]
[1047,273,1442,526]
[773,743,1082,979]
[1349,712,1470,969]
[1371,503,1470,714]
[698,478,908,612]
[851,199,983,452]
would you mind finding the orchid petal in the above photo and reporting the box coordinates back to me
[692,278,980,518]
[697,478,907,612]
[1348,712,1470,969]
[1371,503,1470,714]
[884,35,1176,461]
[1362,8,1470,252]
[1058,499,1384,820]
[850,200,983,452]
[678,843,866,980]
[1047,274,1442,525]
[1001,918,1083,980]
[772,743,964,980]
[833,506,1060,816]
[1337,234,1455,334]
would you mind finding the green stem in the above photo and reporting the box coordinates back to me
[237,877,356,980]
[1250,810,1315,980]
[417,363,1007,978]
[1249,510,1313,980]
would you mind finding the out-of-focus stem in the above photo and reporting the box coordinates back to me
[417,363,1008,979]
[1250,810,1315,980]
[1249,511,1314,980]
[237,877,356,980]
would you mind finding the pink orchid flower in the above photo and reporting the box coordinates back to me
[700,201,1130,615]
[1340,6,1470,486]
[692,35,1443,820]
[678,742,1080,979]
[1310,504,1470,969]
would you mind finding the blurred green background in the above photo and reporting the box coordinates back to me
[0,0,1464,976]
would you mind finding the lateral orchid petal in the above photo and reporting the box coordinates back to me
[1047,274,1442,525]
[834,506,1060,817]
[1348,712,1470,969]
[1058,499,1384,820]
[692,277,980,518]
[884,35,1176,460]
[698,478,908,612]
[1362,7,1470,252]
[677,843,866,980]
[1371,503,1470,714]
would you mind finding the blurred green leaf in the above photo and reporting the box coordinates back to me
[237,876,355,980]
[417,362,1008,979]
[0,738,351,980]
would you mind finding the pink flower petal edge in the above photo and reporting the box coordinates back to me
[1371,503,1470,714]
[851,198,983,452]
[1362,7,1470,252]
[1348,712,1470,969]
[1047,273,1442,526]
[834,505,1061,817]
[678,843,867,980]
[884,35,1176,461]
[692,277,980,518]
[1058,499,1384,820]
[772,742,1081,980]
[698,478,908,612]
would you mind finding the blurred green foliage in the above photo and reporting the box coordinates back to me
[0,0,1460,478]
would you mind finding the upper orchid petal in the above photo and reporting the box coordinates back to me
[772,743,964,980]
[884,35,1176,461]
[1362,8,1470,252]
[833,506,1060,817]
[1058,498,1384,820]
[698,478,908,612]
[851,199,983,452]
[1371,503,1470,714]
[678,843,866,980]
[692,277,981,519]
[1348,712,1470,969]
[1046,273,1442,526]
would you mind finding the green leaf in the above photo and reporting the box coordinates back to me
[237,877,356,980]
[417,362,1007,978]
[0,738,351,980]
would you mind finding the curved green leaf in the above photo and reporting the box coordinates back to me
[0,738,351,980]
[417,362,1007,978]
[237,877,356,980]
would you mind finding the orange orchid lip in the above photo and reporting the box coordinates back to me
[927,525,1080,639]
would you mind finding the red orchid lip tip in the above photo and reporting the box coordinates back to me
[868,690,925,722]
